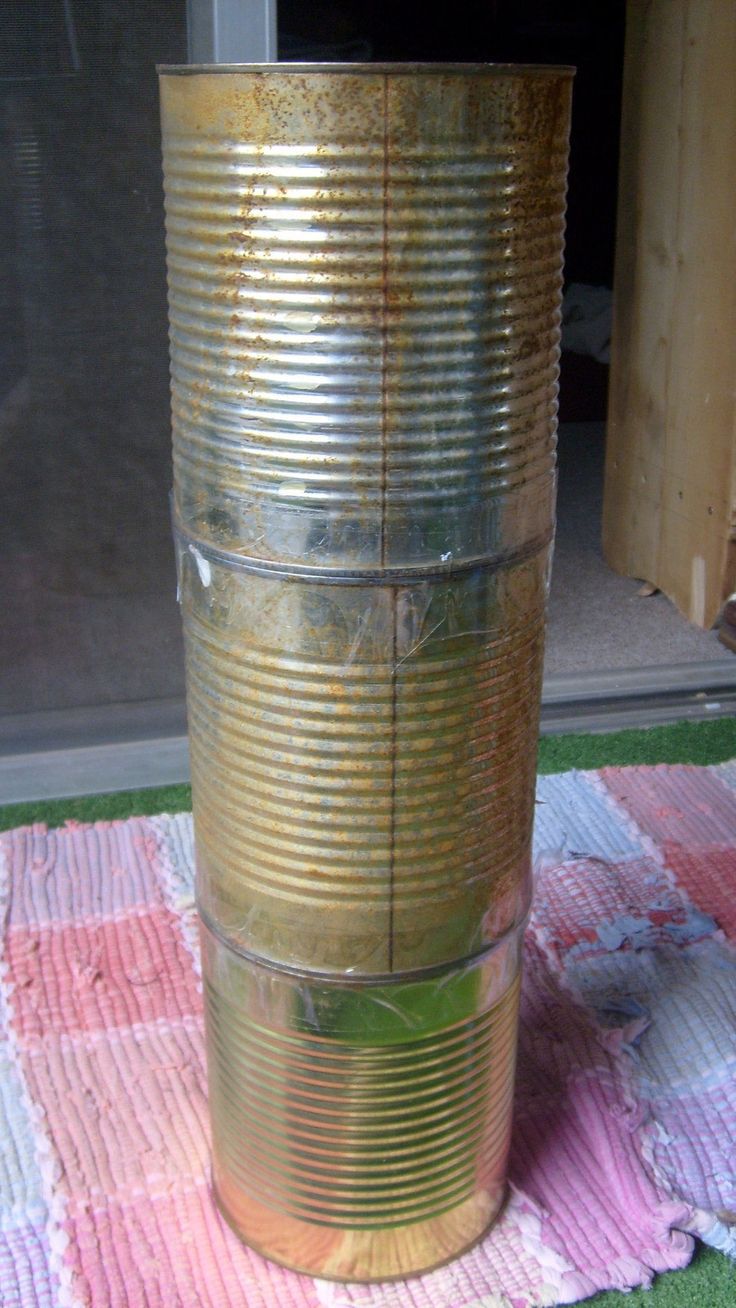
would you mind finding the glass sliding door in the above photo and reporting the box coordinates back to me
[0,1,187,724]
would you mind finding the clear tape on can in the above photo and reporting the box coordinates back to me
[201,916,523,1281]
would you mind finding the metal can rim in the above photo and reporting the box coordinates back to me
[172,506,555,587]
[158,61,575,79]
[198,900,529,987]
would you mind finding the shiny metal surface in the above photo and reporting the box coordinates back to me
[160,64,571,1280]
[202,919,522,1281]
[160,65,572,568]
[178,529,546,973]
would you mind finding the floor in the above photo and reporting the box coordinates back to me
[546,421,727,676]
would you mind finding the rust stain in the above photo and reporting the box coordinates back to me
[161,65,571,566]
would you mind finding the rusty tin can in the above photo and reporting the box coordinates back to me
[160,63,572,1280]
[160,63,571,569]
[176,526,546,973]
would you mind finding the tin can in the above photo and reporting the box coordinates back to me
[177,525,545,973]
[160,63,572,569]
[201,917,523,1281]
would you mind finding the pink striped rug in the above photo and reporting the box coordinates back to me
[2,762,736,1307]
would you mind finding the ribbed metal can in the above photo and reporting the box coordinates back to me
[160,63,572,569]
[160,62,572,1281]
[176,525,546,973]
[201,916,523,1281]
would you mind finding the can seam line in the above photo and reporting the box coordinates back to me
[381,74,397,974]
[380,71,390,575]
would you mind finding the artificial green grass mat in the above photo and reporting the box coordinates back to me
[537,715,736,775]
[0,782,193,833]
[588,1243,734,1307]
[1,714,735,1302]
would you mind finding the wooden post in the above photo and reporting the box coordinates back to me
[603,0,736,628]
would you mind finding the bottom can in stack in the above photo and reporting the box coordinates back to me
[200,917,524,1281]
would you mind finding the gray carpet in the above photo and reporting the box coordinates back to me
[545,422,726,676]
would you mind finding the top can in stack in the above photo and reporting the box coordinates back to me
[160,64,573,573]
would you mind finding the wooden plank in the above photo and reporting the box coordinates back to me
[603,0,736,628]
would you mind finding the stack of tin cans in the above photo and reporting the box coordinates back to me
[160,62,572,1281]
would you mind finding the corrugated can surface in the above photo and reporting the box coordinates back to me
[201,919,522,1281]
[179,533,545,973]
[160,66,571,569]
[160,63,572,1280]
